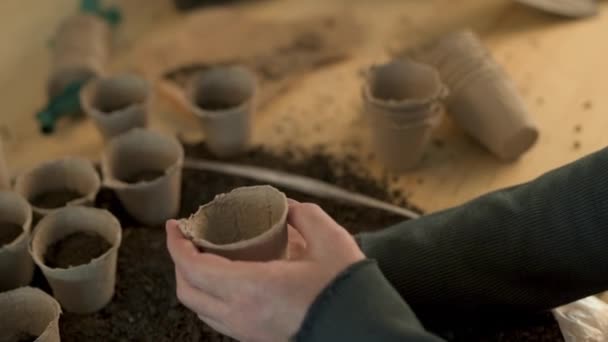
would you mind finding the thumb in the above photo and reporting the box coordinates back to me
[287,202,347,256]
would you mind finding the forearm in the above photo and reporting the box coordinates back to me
[358,147,608,318]
[296,260,443,341]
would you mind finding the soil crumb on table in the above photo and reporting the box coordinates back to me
[51,143,563,341]
[45,232,111,268]
[0,221,23,246]
[122,170,166,184]
[31,190,83,209]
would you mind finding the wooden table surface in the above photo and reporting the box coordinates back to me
[1,0,607,213]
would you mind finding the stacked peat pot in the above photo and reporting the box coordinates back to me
[411,30,539,161]
[81,74,151,139]
[48,14,110,98]
[363,60,448,171]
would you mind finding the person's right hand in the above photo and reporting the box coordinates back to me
[166,200,365,342]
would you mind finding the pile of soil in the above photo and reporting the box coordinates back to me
[51,143,563,341]
[45,232,111,269]
[0,221,23,246]
[31,190,82,209]
[10,332,38,342]
[122,170,166,184]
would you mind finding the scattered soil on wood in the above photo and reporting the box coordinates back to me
[31,190,82,209]
[0,222,23,246]
[45,232,111,269]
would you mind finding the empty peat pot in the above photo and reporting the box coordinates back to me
[411,30,539,160]
[178,185,288,261]
[0,140,10,190]
[363,59,447,171]
[102,128,184,226]
[0,191,34,291]
[0,287,62,342]
[81,74,151,139]
[14,157,101,218]
[30,206,122,314]
[187,66,257,158]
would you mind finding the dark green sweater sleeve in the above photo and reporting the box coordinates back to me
[358,147,608,319]
[296,259,444,341]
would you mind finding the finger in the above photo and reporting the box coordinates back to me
[175,268,228,320]
[198,313,236,339]
[286,225,307,260]
[166,219,200,268]
[167,221,242,297]
[287,202,344,254]
[287,198,300,206]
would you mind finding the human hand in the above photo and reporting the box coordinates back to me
[166,200,365,342]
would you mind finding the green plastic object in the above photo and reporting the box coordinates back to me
[36,81,86,135]
[80,0,122,26]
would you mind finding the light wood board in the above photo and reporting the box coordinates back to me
[1,0,607,213]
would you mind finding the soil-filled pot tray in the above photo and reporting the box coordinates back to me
[28,144,563,341]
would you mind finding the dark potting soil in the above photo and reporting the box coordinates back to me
[122,169,166,184]
[0,221,23,246]
[31,190,82,209]
[53,143,563,341]
[196,99,236,111]
[10,332,38,342]
[44,232,111,269]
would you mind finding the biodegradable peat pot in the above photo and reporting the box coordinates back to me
[362,60,447,171]
[514,0,597,18]
[411,30,539,160]
[14,158,101,218]
[0,287,61,342]
[30,207,122,314]
[187,66,257,158]
[47,14,109,98]
[0,140,9,190]
[102,129,184,226]
[178,185,288,261]
[81,74,151,139]
[0,192,34,291]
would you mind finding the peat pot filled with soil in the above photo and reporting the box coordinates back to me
[102,128,184,226]
[0,287,62,342]
[0,191,34,291]
[187,65,257,158]
[179,185,288,261]
[14,157,101,218]
[30,206,122,314]
[81,73,151,139]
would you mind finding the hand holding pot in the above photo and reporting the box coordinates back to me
[166,200,364,342]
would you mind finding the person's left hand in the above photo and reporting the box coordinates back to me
[166,200,365,342]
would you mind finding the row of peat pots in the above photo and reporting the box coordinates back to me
[58,26,538,174]
[0,132,288,340]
